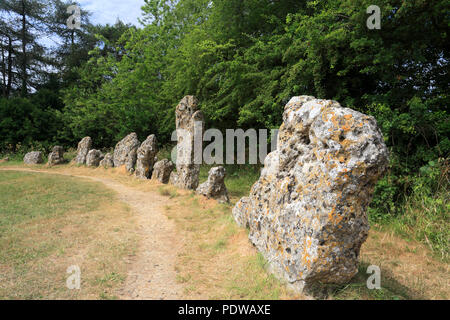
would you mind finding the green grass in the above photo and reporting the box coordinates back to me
[370,177,449,261]
[392,189,449,261]
[329,262,413,300]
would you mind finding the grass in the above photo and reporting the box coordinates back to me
[158,186,179,198]
[0,160,447,300]
[164,193,298,299]
[329,261,412,300]
[369,165,449,262]
[388,189,449,261]
[0,170,137,299]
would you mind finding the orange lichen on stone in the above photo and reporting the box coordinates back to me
[231,96,389,295]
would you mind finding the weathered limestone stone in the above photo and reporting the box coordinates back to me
[232,96,389,295]
[113,133,140,173]
[151,159,174,184]
[196,166,229,203]
[24,151,43,164]
[86,149,103,167]
[135,135,158,179]
[169,171,178,185]
[100,153,114,168]
[47,146,64,166]
[75,137,92,165]
[170,96,203,190]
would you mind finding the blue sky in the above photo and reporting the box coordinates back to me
[78,0,146,26]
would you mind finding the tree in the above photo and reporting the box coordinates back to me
[48,0,97,86]
[0,0,53,96]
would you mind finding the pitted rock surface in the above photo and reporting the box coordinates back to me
[113,133,140,173]
[100,153,114,168]
[232,96,389,294]
[171,96,203,190]
[86,149,104,167]
[196,166,229,203]
[152,159,174,184]
[74,137,92,165]
[24,151,43,164]
[47,146,64,166]
[135,135,158,179]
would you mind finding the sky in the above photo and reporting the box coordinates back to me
[78,0,146,26]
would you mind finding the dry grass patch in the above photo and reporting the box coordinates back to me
[0,171,138,299]
[359,228,449,299]
[162,193,302,300]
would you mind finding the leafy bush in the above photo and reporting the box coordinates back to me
[0,97,59,154]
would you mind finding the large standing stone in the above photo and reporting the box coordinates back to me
[86,149,103,167]
[113,133,140,173]
[47,146,65,166]
[100,153,114,168]
[75,137,92,165]
[151,159,174,184]
[24,151,43,164]
[170,96,203,190]
[196,166,229,203]
[135,135,158,179]
[232,96,389,295]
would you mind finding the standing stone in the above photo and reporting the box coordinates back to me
[169,171,178,186]
[47,146,65,166]
[99,153,114,168]
[86,149,103,167]
[24,151,43,164]
[135,135,158,179]
[152,159,174,184]
[196,166,229,203]
[232,96,389,295]
[170,96,203,190]
[75,137,92,165]
[113,133,140,173]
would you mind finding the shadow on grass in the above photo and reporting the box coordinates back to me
[327,261,420,300]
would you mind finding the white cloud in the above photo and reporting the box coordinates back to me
[79,0,145,26]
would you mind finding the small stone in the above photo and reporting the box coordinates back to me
[74,137,92,165]
[86,149,103,167]
[151,159,174,184]
[47,146,64,166]
[100,153,114,168]
[24,151,43,164]
[169,171,178,186]
[113,133,140,173]
[135,135,158,179]
[196,166,229,203]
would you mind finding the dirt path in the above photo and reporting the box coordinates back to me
[0,167,183,300]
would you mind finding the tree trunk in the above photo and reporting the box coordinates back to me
[1,39,6,97]
[21,0,27,97]
[6,36,13,97]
